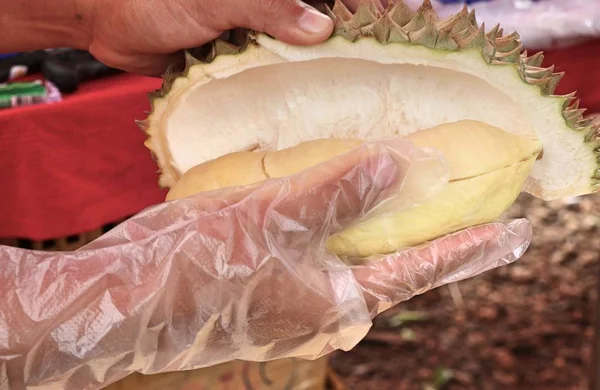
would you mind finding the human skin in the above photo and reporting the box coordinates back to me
[0,0,386,75]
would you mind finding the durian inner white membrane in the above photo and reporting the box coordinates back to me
[162,50,581,196]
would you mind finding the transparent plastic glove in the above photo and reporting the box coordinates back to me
[0,140,531,390]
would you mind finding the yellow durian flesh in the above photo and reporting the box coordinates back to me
[165,151,268,201]
[165,138,365,201]
[404,121,542,180]
[328,121,542,257]
[327,157,536,257]
[167,120,542,259]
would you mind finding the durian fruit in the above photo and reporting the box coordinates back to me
[138,0,600,260]
[166,120,542,257]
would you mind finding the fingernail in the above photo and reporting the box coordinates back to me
[297,7,333,34]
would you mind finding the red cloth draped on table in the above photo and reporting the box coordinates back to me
[0,73,165,240]
[1,40,599,240]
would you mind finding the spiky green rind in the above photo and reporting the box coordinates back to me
[141,0,600,189]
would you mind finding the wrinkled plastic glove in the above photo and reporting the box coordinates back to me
[0,139,532,390]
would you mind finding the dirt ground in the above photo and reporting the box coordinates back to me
[328,192,600,390]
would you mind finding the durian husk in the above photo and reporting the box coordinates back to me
[138,0,600,201]
[136,0,599,260]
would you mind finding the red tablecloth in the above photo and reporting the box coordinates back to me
[540,39,600,113]
[1,39,599,240]
[0,73,166,240]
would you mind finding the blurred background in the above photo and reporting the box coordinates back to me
[0,0,599,389]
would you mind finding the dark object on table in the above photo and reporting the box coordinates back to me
[41,49,122,93]
[0,53,19,60]
[0,51,48,82]
[0,49,122,93]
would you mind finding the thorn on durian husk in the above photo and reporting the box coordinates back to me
[523,65,555,80]
[589,121,600,142]
[149,150,159,164]
[403,5,428,32]
[467,9,477,26]
[370,14,396,43]
[569,99,581,111]
[389,0,416,26]
[148,91,161,103]
[162,68,179,86]
[409,24,437,47]
[564,106,587,129]
[526,52,545,67]
[184,51,202,69]
[135,119,148,130]
[458,24,485,50]
[328,0,363,40]
[571,108,589,119]
[485,24,501,40]
[580,118,594,129]
[493,45,522,64]
[561,92,578,111]
[542,72,564,95]
[331,0,353,21]
[495,31,520,52]
[417,0,440,24]
[388,21,410,43]
[348,2,380,32]
[438,6,469,34]
[434,30,460,50]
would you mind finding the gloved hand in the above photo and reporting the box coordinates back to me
[0,140,531,390]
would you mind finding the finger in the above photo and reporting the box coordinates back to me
[352,219,532,316]
[226,0,334,45]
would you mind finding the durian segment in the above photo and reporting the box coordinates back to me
[264,139,364,179]
[166,139,365,200]
[166,120,541,258]
[403,120,542,179]
[327,156,536,257]
[166,120,541,200]
[141,0,600,201]
[165,151,267,201]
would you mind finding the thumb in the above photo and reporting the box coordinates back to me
[229,0,334,45]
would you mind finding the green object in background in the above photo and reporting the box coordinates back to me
[0,81,47,109]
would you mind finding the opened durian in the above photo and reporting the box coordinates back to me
[138,0,600,259]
